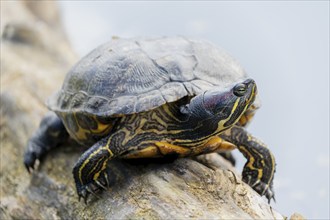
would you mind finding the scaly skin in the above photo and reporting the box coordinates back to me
[220,126,276,203]
[24,112,69,172]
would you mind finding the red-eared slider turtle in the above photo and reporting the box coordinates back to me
[24,36,276,203]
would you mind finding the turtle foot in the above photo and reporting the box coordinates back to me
[75,172,109,204]
[244,176,275,203]
[23,140,43,173]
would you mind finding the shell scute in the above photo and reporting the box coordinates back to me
[48,37,247,117]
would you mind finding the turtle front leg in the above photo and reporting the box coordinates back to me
[220,125,276,203]
[24,112,69,172]
[218,103,260,166]
[72,136,117,203]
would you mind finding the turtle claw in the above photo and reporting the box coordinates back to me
[86,185,101,199]
[75,172,109,204]
[95,180,107,190]
[271,194,276,203]
[24,151,36,173]
[25,164,33,173]
[247,178,275,204]
[77,183,101,204]
[24,156,41,173]
[264,187,275,204]
[77,188,87,203]
[77,186,89,204]
[23,139,44,173]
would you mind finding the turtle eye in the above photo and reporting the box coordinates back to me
[233,83,247,97]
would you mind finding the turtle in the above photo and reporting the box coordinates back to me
[24,36,276,203]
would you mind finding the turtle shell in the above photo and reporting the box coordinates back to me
[47,36,248,117]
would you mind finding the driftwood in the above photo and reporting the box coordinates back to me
[1,1,301,219]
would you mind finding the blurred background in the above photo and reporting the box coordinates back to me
[59,1,329,219]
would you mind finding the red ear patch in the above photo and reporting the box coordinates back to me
[203,89,233,112]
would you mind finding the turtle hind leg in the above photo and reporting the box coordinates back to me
[24,112,69,172]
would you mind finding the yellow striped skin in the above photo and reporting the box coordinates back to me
[220,126,276,202]
[62,80,257,151]
[73,98,248,200]
[71,79,275,203]
[72,79,256,174]
[65,89,248,156]
[59,113,115,145]
[238,103,259,127]
[114,98,243,158]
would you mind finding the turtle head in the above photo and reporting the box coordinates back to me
[181,79,257,129]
